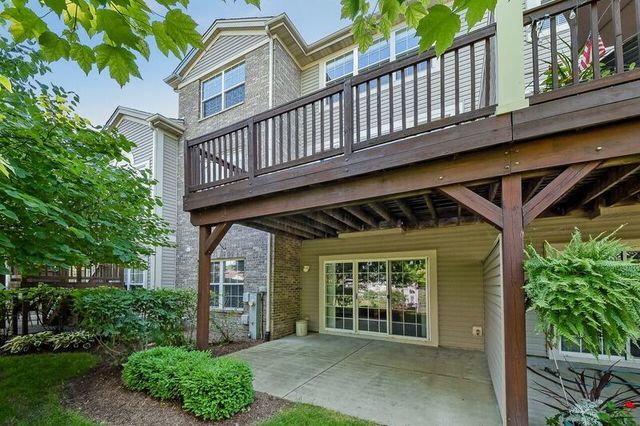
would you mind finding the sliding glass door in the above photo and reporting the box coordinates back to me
[357,261,388,334]
[323,255,432,342]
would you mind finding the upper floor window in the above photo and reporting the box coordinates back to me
[359,38,390,72]
[201,62,245,119]
[395,27,420,57]
[210,259,245,309]
[326,52,354,84]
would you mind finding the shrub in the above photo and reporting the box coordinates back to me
[179,357,254,420]
[122,346,210,400]
[72,286,196,361]
[0,330,94,354]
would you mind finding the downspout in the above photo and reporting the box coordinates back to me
[267,25,274,108]
[265,233,273,340]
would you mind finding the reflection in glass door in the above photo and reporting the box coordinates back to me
[390,259,428,338]
[357,261,388,334]
[325,262,354,331]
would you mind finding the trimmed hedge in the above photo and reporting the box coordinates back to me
[122,346,210,400]
[122,347,254,420]
[179,357,254,420]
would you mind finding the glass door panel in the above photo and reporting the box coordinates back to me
[390,259,428,338]
[356,261,388,334]
[325,262,354,330]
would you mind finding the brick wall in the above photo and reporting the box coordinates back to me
[270,234,302,339]
[175,37,303,342]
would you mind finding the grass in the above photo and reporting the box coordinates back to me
[0,352,98,425]
[261,403,377,426]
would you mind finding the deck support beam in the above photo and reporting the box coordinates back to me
[501,174,527,426]
[197,223,232,350]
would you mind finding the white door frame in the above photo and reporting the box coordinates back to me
[318,250,438,346]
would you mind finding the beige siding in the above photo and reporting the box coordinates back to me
[161,133,179,288]
[185,34,268,81]
[301,224,499,351]
[483,236,505,423]
[301,64,320,95]
[300,204,640,354]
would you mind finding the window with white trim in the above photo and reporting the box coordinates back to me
[210,259,245,309]
[395,27,420,58]
[358,38,390,72]
[125,267,147,290]
[201,62,245,119]
[325,52,354,84]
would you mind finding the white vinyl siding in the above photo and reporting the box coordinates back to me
[185,34,268,81]
[117,118,154,170]
[483,236,506,423]
[161,134,178,288]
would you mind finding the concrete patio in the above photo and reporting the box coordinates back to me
[230,333,501,426]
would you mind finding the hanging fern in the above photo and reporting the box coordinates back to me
[524,227,640,358]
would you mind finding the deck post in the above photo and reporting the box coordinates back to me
[501,174,528,425]
[196,222,232,350]
[494,0,529,114]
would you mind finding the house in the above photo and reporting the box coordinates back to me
[166,2,640,424]
[105,107,184,290]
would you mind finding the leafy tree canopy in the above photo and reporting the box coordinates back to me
[0,0,497,87]
[0,39,172,274]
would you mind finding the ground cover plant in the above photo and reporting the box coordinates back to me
[1,330,94,354]
[262,403,377,426]
[0,352,97,425]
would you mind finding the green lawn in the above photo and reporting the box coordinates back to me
[0,352,98,425]
[0,352,372,426]
[261,403,376,426]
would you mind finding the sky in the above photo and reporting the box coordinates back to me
[46,0,349,126]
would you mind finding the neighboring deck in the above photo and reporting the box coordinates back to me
[184,0,640,227]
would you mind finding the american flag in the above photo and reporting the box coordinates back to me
[578,35,607,73]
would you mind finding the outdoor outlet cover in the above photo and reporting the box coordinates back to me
[472,326,483,337]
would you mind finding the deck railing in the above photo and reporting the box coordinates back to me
[186,0,640,196]
[523,0,640,98]
[185,24,497,193]
[13,264,125,288]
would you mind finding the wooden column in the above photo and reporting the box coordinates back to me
[196,222,232,350]
[501,174,528,425]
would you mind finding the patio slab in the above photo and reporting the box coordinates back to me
[230,333,501,426]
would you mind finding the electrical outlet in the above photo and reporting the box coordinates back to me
[472,326,483,337]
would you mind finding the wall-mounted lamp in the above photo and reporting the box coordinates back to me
[303,265,310,273]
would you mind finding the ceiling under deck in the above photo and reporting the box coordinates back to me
[237,162,640,240]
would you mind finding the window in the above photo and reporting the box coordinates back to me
[395,27,420,57]
[201,62,245,119]
[527,0,568,32]
[210,259,245,309]
[358,38,390,72]
[125,268,146,290]
[325,52,354,83]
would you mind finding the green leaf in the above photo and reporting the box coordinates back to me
[95,9,139,47]
[341,0,367,19]
[404,1,427,27]
[0,75,12,92]
[463,0,495,29]
[1,6,49,42]
[38,31,71,61]
[70,43,95,74]
[352,15,375,53]
[244,0,261,8]
[42,0,67,15]
[380,0,401,24]
[95,44,140,86]
[152,21,180,57]
[417,5,461,56]
[163,9,202,54]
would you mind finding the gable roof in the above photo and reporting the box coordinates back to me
[105,106,185,137]
[164,13,355,90]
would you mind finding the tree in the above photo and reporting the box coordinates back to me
[0,0,497,87]
[0,39,172,275]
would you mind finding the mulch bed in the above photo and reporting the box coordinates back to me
[63,340,293,425]
[209,340,264,357]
